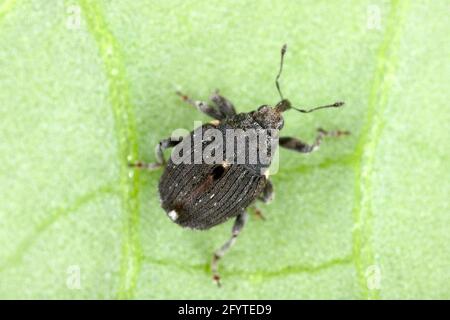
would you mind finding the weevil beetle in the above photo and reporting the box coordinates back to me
[131,44,349,286]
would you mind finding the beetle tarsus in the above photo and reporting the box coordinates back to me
[176,90,236,120]
[210,212,247,286]
[176,90,194,104]
[128,161,162,170]
[252,207,266,220]
[317,128,351,137]
[211,253,223,288]
[212,274,221,288]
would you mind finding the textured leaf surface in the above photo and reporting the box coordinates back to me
[0,0,448,299]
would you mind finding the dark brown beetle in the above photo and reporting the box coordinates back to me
[131,45,349,286]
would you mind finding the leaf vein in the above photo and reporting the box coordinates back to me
[143,255,353,279]
[351,0,410,299]
[0,0,16,23]
[78,0,142,299]
[0,183,118,272]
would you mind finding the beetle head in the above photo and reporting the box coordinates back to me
[251,103,285,130]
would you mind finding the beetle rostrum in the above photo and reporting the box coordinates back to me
[131,44,350,287]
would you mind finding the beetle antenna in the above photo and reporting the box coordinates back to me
[292,101,345,113]
[275,44,287,100]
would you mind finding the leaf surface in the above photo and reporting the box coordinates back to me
[0,0,448,298]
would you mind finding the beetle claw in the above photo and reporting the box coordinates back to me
[213,274,222,288]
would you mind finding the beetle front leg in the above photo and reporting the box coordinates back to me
[210,90,236,118]
[211,211,248,287]
[129,137,180,170]
[176,91,224,120]
[280,128,350,153]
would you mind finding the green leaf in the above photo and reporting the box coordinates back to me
[0,0,448,299]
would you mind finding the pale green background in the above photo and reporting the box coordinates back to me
[0,0,449,299]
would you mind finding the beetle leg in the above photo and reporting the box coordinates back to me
[279,128,350,153]
[210,89,237,117]
[249,180,274,221]
[251,206,266,220]
[129,137,180,170]
[211,211,248,287]
[176,91,224,120]
[258,179,274,204]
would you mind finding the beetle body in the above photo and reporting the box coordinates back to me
[158,107,282,230]
[132,44,348,286]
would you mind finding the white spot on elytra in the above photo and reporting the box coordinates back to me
[210,194,215,199]
[168,210,178,221]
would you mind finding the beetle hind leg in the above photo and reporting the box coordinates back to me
[129,137,180,170]
[211,211,248,287]
[280,128,350,153]
[250,180,275,220]
[258,179,274,204]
